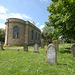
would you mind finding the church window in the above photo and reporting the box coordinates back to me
[38,33,40,40]
[13,26,19,38]
[35,32,37,40]
[32,30,34,40]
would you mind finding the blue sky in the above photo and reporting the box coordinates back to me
[0,0,51,30]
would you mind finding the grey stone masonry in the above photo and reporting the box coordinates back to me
[71,44,75,57]
[34,44,39,53]
[46,44,57,64]
[53,40,59,53]
[23,43,28,52]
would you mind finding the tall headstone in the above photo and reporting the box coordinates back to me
[53,40,59,53]
[34,44,39,53]
[46,44,57,64]
[71,44,75,57]
[23,43,28,52]
[41,43,45,49]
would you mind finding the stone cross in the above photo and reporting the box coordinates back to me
[34,44,39,53]
[23,43,28,52]
[46,44,57,64]
[53,40,59,53]
[71,44,75,57]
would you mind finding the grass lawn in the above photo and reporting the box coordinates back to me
[0,44,75,75]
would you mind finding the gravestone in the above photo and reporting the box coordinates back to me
[23,43,28,52]
[46,44,57,64]
[62,40,64,44]
[53,40,59,53]
[0,42,4,50]
[71,44,75,57]
[34,44,39,53]
[0,42,1,49]
[41,43,45,49]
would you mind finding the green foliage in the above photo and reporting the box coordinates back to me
[46,0,75,40]
[41,38,45,43]
[0,29,5,42]
[42,25,60,45]
[0,44,75,75]
[42,25,59,40]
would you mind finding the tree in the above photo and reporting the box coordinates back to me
[0,29,5,42]
[42,25,59,45]
[46,0,75,40]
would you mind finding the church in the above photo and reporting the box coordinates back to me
[5,18,41,46]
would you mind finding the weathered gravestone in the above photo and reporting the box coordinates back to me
[62,40,64,44]
[34,44,39,53]
[71,44,75,57]
[23,43,28,52]
[0,42,1,49]
[41,43,45,49]
[46,44,57,64]
[0,42,4,50]
[53,40,59,53]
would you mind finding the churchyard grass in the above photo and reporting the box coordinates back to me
[0,44,75,75]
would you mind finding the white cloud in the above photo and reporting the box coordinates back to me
[0,13,22,20]
[23,14,32,20]
[0,6,33,20]
[0,13,33,20]
[40,0,48,2]
[36,22,39,25]
[40,25,45,29]
[0,23,5,29]
[0,6,9,13]
[0,6,33,29]
[0,14,8,20]
[9,13,22,19]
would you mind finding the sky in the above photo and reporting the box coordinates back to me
[0,0,52,30]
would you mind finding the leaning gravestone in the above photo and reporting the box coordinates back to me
[71,44,75,57]
[34,44,39,53]
[23,43,28,52]
[53,40,59,53]
[46,44,57,64]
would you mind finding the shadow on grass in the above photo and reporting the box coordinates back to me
[57,63,67,66]
[0,49,5,51]
[60,47,71,54]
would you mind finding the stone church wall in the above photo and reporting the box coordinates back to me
[28,24,41,45]
[8,23,25,46]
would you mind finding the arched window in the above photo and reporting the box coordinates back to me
[32,30,34,40]
[35,32,37,40]
[13,26,19,38]
[38,33,40,40]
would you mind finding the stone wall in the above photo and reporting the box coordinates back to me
[28,23,41,45]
